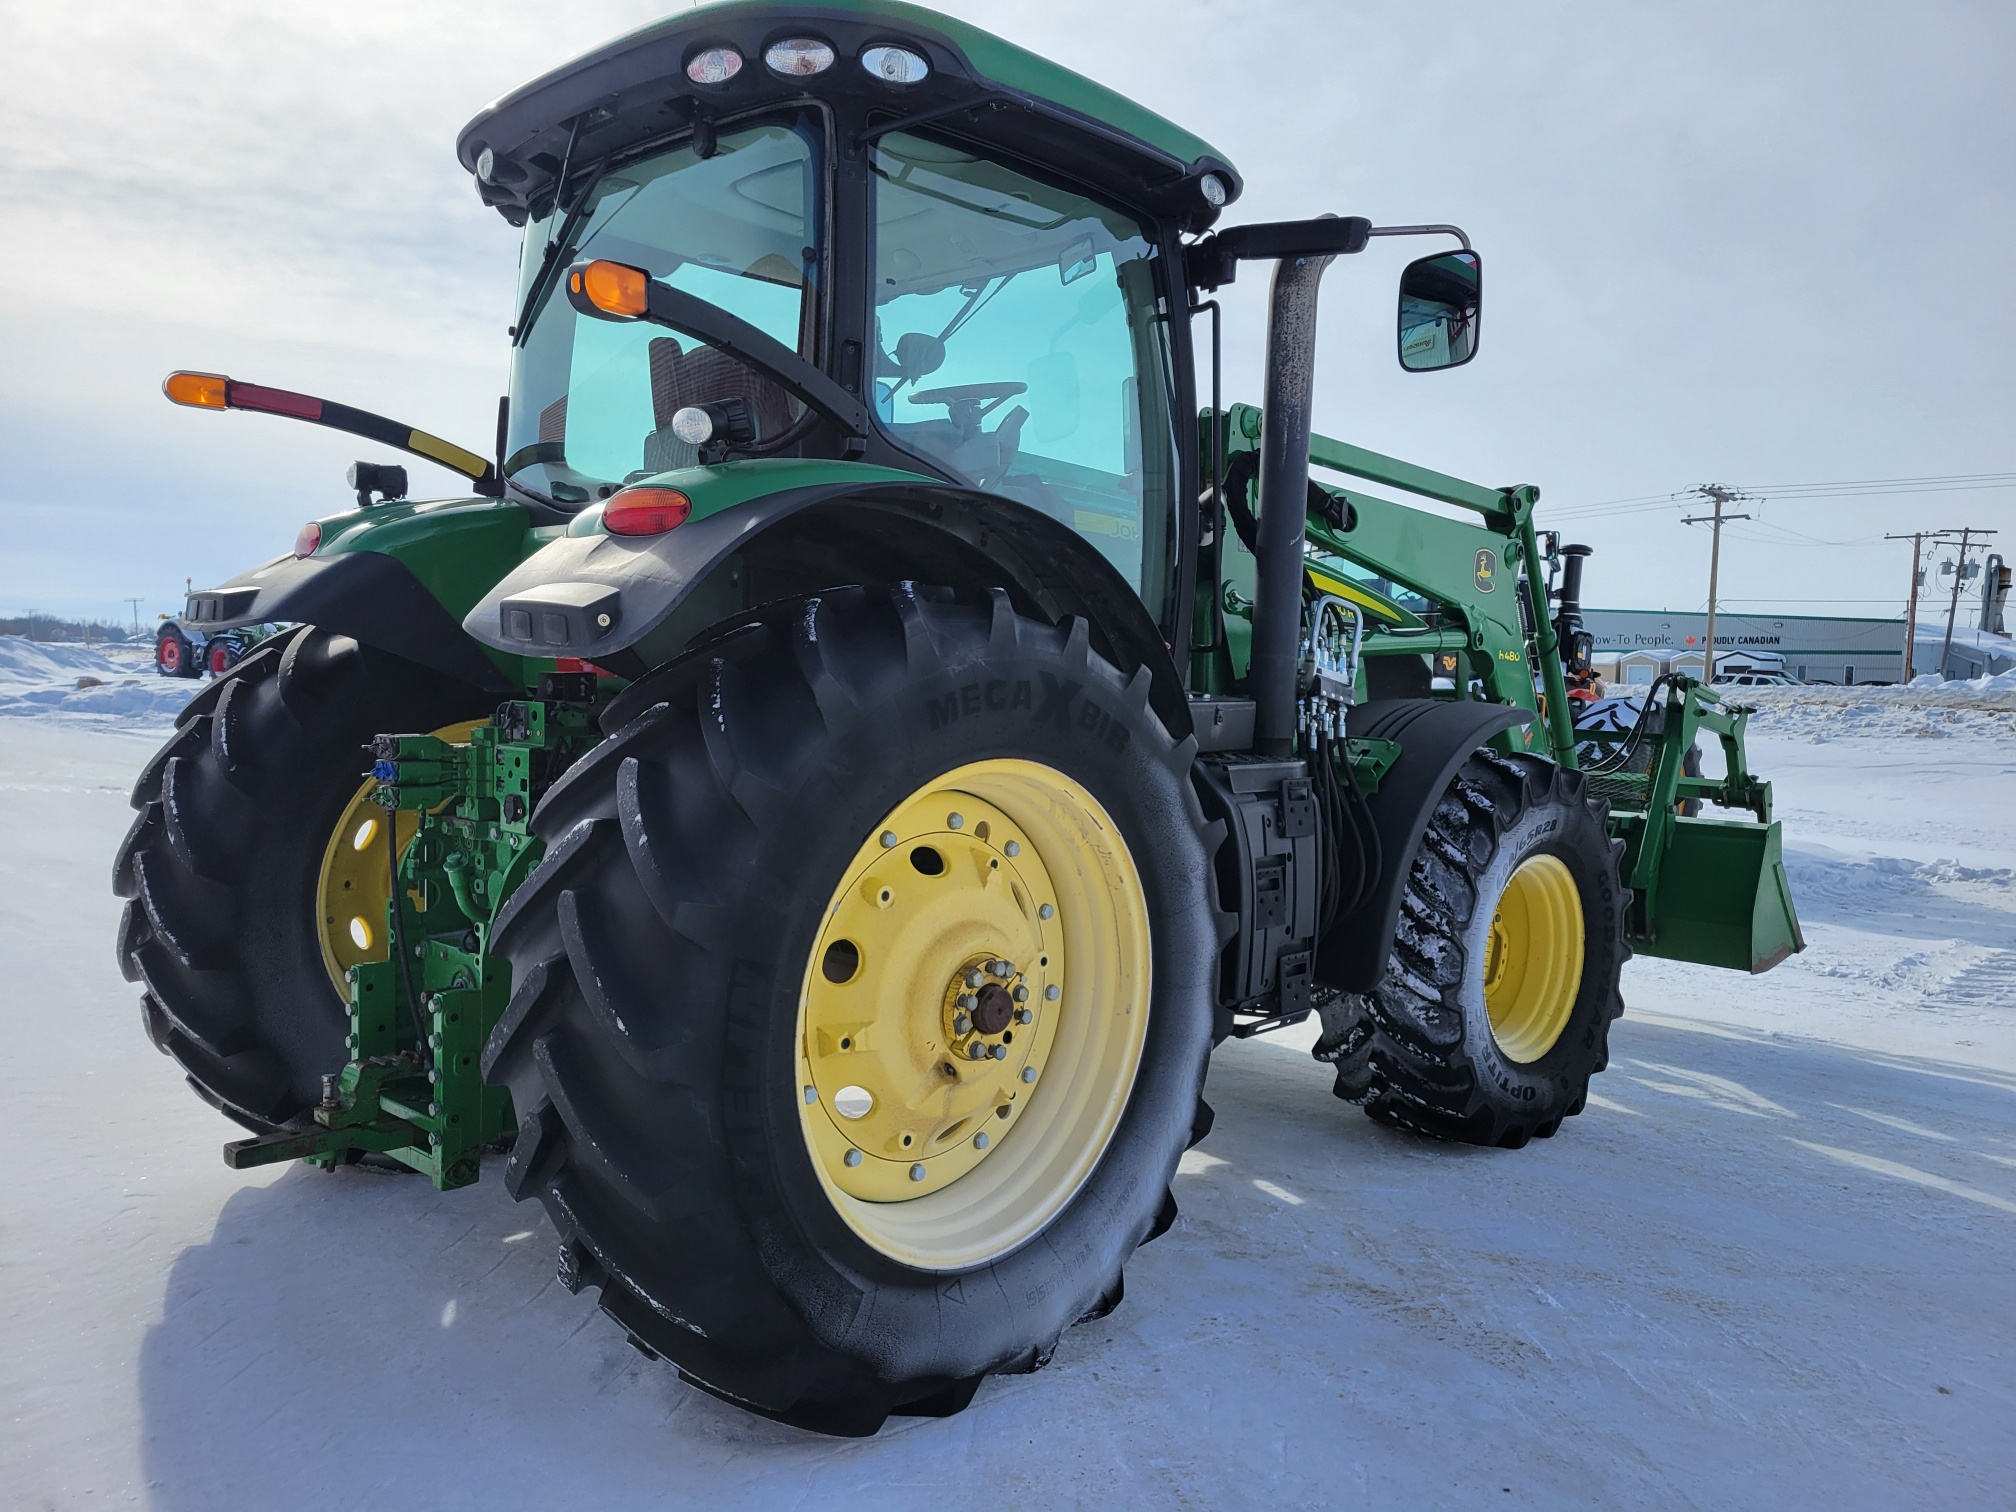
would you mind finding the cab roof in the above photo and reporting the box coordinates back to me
[457,0,1241,231]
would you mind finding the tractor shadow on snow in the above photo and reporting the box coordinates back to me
[135,1019,2016,1509]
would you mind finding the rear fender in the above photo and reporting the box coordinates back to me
[465,475,1193,739]
[1315,698,1534,994]
[181,496,541,694]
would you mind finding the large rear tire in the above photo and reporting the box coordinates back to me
[1314,750,1628,1148]
[113,626,495,1130]
[484,585,1222,1435]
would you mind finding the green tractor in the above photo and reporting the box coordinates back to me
[114,0,1803,1434]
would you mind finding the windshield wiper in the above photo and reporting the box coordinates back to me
[512,120,595,348]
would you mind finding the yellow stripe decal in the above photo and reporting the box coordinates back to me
[406,429,491,479]
[1307,568,1413,626]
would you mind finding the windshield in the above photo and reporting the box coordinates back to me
[871,132,1178,595]
[504,117,821,503]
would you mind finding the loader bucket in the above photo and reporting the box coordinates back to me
[1632,816,1804,974]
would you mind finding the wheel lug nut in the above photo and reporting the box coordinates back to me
[989,1044,1007,1060]
[973,1132,990,1150]
[1045,985,1060,1001]
[947,812,964,830]
[1004,841,1020,857]
[803,1085,818,1104]
[957,993,976,1010]
[880,830,898,849]
[845,1149,863,1167]
[969,1043,989,1060]
[1038,903,1054,920]
[1015,1008,1033,1025]
[964,969,983,989]
[1012,985,1028,1002]
[1021,1067,1037,1083]
[909,1163,927,1181]
[954,1014,971,1034]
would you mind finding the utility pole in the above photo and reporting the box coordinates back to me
[1938,527,1997,679]
[125,598,144,638]
[1681,484,1752,684]
[1884,530,1952,681]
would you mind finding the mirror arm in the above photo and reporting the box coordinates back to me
[1184,215,1370,291]
[1365,223,1473,251]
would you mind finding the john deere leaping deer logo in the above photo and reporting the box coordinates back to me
[1474,548,1497,593]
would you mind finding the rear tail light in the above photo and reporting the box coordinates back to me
[294,521,322,557]
[603,485,692,536]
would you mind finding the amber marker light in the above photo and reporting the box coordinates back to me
[570,260,650,318]
[163,371,229,409]
[603,485,692,536]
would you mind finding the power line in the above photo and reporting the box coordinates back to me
[1548,467,2016,523]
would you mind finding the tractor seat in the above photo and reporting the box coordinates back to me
[642,337,796,470]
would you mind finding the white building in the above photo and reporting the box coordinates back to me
[1584,609,1905,685]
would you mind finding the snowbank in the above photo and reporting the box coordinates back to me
[1729,676,2016,741]
[0,637,198,732]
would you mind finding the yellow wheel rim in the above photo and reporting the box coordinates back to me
[314,721,485,995]
[1482,852,1585,1063]
[796,759,1151,1271]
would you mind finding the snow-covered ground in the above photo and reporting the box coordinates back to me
[0,637,198,731]
[2,689,2011,1508]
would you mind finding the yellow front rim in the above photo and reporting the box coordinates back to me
[314,721,484,995]
[796,759,1151,1271]
[1482,852,1585,1063]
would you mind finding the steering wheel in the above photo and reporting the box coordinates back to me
[908,383,1027,407]
[904,383,1029,487]
[907,382,1027,439]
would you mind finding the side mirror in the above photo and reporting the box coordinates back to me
[1397,250,1481,371]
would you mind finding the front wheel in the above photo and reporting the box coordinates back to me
[1315,751,1628,1148]
[484,585,1222,1434]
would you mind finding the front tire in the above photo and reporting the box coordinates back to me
[484,586,1222,1434]
[1315,750,1628,1148]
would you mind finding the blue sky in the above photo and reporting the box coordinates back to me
[2,0,2010,626]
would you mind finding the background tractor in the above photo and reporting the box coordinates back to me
[115,0,1802,1436]
[152,615,265,678]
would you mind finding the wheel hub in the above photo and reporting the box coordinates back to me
[1482,851,1585,1063]
[795,758,1152,1270]
[799,788,1062,1201]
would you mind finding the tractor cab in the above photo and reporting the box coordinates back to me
[471,0,1235,597]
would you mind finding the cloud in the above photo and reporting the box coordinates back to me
[1,0,2010,621]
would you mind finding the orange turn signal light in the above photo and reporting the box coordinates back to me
[164,371,229,409]
[571,260,650,318]
[603,485,692,536]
